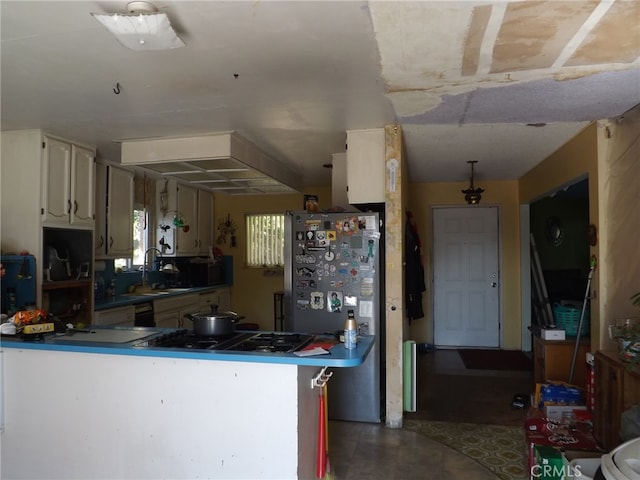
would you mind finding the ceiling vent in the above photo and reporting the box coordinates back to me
[120,132,302,194]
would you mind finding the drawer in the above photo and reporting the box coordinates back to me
[153,293,198,314]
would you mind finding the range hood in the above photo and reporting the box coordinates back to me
[120,132,302,194]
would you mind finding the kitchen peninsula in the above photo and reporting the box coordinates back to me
[0,331,374,479]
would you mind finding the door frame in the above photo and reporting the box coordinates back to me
[430,205,503,348]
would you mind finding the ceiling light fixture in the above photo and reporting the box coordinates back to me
[461,160,484,205]
[91,1,185,51]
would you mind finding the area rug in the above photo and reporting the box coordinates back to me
[458,349,533,371]
[403,419,528,480]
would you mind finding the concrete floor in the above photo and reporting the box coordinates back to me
[328,349,533,479]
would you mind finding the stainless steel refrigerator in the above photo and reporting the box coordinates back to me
[284,211,383,423]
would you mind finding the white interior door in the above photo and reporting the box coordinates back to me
[433,207,500,347]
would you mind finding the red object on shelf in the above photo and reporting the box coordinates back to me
[316,392,326,479]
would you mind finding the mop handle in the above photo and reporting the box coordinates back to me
[568,257,596,384]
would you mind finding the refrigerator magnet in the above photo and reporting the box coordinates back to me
[310,292,324,309]
[360,277,374,296]
[328,291,343,313]
[344,295,357,307]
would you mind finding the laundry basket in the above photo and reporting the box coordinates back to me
[553,304,590,337]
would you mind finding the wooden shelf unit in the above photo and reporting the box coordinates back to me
[41,279,93,326]
[593,350,640,451]
[533,333,590,390]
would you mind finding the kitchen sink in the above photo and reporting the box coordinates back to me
[124,288,192,298]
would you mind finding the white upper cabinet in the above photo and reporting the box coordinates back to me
[95,164,134,258]
[176,183,199,256]
[346,128,385,204]
[107,166,134,257]
[197,189,214,254]
[156,179,214,257]
[94,163,107,255]
[42,136,95,227]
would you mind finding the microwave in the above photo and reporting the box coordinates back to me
[187,263,224,287]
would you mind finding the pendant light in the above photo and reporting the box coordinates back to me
[461,161,484,205]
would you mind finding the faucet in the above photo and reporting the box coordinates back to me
[142,247,163,287]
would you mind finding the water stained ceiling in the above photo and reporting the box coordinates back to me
[1,1,639,192]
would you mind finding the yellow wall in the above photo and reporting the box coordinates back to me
[520,123,599,349]
[213,187,331,328]
[596,107,640,351]
[407,180,521,349]
[519,124,598,205]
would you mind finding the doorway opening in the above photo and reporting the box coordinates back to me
[530,179,590,316]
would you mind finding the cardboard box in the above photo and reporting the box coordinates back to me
[535,382,584,407]
[544,405,587,422]
[541,329,566,340]
[532,445,568,480]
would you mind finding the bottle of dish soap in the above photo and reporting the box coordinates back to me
[344,310,357,350]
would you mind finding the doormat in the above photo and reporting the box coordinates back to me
[458,349,533,371]
[403,419,527,480]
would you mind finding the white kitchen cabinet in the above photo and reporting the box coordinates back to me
[154,310,181,329]
[93,305,135,327]
[94,163,107,256]
[346,128,385,204]
[153,293,199,329]
[41,135,96,227]
[156,179,214,256]
[176,183,199,255]
[95,164,134,258]
[197,189,214,254]
[1,130,96,311]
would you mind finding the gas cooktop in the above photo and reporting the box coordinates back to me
[154,331,315,353]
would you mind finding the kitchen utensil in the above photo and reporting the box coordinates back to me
[316,390,326,479]
[161,263,180,273]
[323,384,334,479]
[17,256,32,279]
[184,305,245,336]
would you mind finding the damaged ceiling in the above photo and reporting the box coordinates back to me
[1,1,639,192]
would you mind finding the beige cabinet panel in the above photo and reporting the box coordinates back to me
[346,128,385,204]
[42,137,95,227]
[93,305,135,327]
[42,138,72,225]
[176,183,199,255]
[106,166,134,257]
[94,163,107,256]
[197,189,214,254]
[71,144,95,226]
[156,179,214,256]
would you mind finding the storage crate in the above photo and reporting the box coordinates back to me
[553,304,590,337]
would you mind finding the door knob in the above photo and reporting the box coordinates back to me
[491,282,498,287]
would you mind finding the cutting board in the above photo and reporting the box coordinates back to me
[52,329,155,344]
